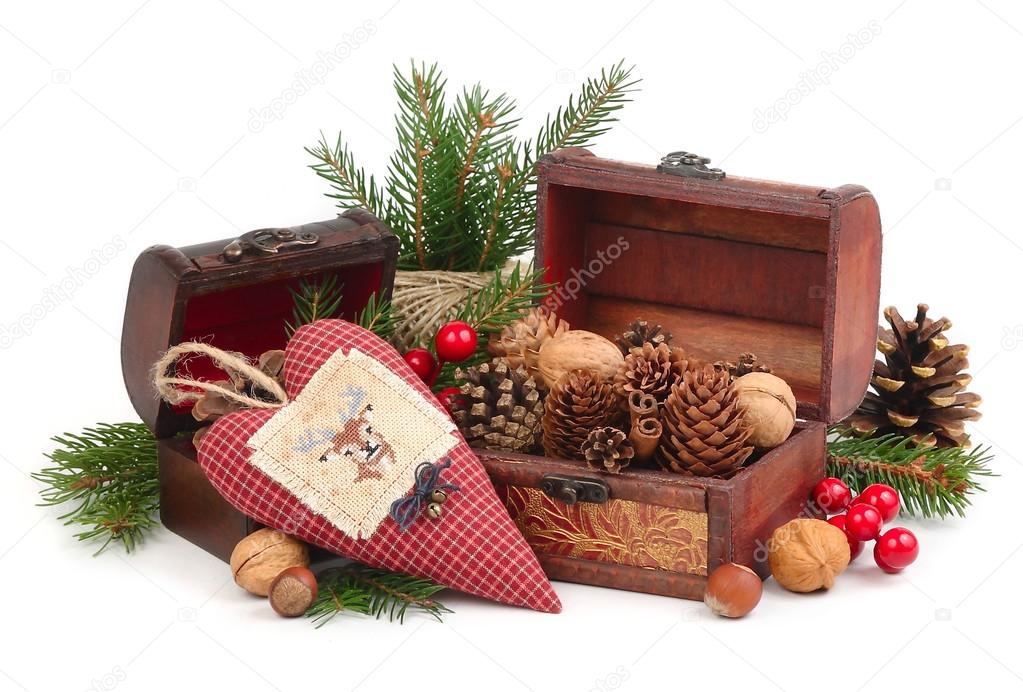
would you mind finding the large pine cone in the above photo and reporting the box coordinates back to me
[488,307,569,383]
[542,369,618,460]
[614,343,690,404]
[846,304,982,447]
[614,319,672,355]
[450,359,544,453]
[657,364,754,477]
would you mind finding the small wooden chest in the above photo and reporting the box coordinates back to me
[478,148,882,599]
[120,209,398,561]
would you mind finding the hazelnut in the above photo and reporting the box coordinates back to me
[768,518,850,593]
[229,528,309,596]
[536,330,624,389]
[704,562,763,618]
[734,372,797,449]
[268,566,318,617]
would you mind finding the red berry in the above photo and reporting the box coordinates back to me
[812,477,852,515]
[852,483,901,523]
[436,386,464,413]
[874,527,919,573]
[826,514,863,561]
[844,504,884,541]
[435,320,478,363]
[404,348,438,383]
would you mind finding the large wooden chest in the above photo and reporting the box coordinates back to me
[120,209,398,561]
[478,148,883,599]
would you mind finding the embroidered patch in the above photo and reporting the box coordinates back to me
[246,347,458,539]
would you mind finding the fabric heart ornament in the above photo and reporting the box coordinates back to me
[155,319,561,613]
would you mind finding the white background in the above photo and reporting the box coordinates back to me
[2,1,1021,691]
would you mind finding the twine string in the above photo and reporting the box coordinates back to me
[389,458,460,532]
[152,342,288,410]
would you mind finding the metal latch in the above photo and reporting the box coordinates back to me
[223,227,319,263]
[540,474,610,505]
[657,151,725,180]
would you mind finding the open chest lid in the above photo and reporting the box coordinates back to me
[536,148,882,424]
[121,208,398,439]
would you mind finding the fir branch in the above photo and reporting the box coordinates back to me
[311,61,638,271]
[456,263,551,335]
[355,292,397,341]
[33,423,159,554]
[433,264,552,389]
[476,162,512,271]
[533,60,639,156]
[827,427,994,519]
[389,62,448,269]
[286,275,344,337]
[307,565,451,627]
[493,61,639,266]
[346,566,450,623]
[305,132,385,219]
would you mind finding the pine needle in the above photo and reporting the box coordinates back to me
[827,426,994,519]
[432,263,552,389]
[307,564,451,627]
[286,275,345,337]
[356,292,397,341]
[33,423,159,554]
[308,60,639,271]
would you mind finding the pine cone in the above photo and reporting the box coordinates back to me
[614,343,690,404]
[713,352,771,378]
[450,358,544,453]
[487,307,569,383]
[657,364,754,477]
[614,318,672,355]
[582,427,635,473]
[542,369,618,460]
[846,304,982,447]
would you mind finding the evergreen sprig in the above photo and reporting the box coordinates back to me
[456,262,551,334]
[307,60,638,272]
[827,427,994,518]
[33,423,159,554]
[287,276,397,342]
[286,275,345,337]
[432,263,553,389]
[307,565,451,627]
[356,292,397,341]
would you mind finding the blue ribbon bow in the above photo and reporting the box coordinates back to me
[388,458,460,532]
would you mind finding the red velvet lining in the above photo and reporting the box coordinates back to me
[173,264,384,412]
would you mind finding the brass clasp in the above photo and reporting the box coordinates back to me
[657,151,725,180]
[223,227,319,263]
[540,474,610,505]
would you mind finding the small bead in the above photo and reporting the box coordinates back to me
[430,489,448,504]
[426,502,442,519]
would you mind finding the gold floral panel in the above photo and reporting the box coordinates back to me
[501,486,709,576]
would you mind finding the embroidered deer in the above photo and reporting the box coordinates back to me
[317,404,397,483]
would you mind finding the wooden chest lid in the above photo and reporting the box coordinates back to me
[121,208,398,438]
[536,148,882,424]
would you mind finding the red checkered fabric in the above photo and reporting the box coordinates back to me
[198,319,561,613]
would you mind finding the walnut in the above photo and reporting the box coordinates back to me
[734,372,797,449]
[768,519,850,593]
[536,330,624,389]
[230,528,309,596]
